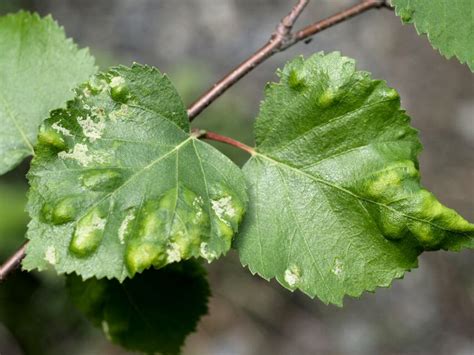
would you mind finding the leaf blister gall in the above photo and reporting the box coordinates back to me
[81,169,123,191]
[37,125,67,152]
[70,205,107,257]
[109,76,131,103]
[125,186,211,275]
[361,161,474,248]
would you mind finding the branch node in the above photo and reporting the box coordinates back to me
[197,129,255,155]
[273,0,309,49]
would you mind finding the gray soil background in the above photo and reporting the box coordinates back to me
[1,1,473,354]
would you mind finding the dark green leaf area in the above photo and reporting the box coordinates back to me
[67,261,210,355]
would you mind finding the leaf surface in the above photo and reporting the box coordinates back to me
[0,12,96,174]
[23,65,247,280]
[67,261,210,355]
[392,0,474,71]
[236,52,474,305]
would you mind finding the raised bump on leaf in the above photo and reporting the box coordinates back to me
[70,206,107,257]
[37,125,67,152]
[287,69,306,91]
[318,89,337,108]
[125,186,212,275]
[377,212,408,240]
[361,160,474,248]
[81,169,123,191]
[109,76,130,103]
[42,196,81,225]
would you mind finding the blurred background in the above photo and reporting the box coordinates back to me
[0,1,473,354]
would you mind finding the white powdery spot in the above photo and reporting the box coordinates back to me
[211,196,236,221]
[192,196,205,223]
[44,246,57,265]
[59,144,93,166]
[110,76,125,88]
[200,242,217,263]
[284,266,300,287]
[118,211,135,244]
[193,196,204,208]
[77,115,106,142]
[93,106,106,120]
[83,87,92,98]
[51,122,72,137]
[109,104,129,121]
[58,144,108,167]
[332,258,344,277]
[166,242,182,263]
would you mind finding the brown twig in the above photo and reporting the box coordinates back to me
[187,0,309,120]
[291,0,388,46]
[192,129,255,155]
[0,241,27,281]
[187,0,389,120]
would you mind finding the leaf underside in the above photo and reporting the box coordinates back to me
[235,52,474,305]
[23,64,247,281]
[0,11,97,175]
[67,261,210,355]
[392,0,474,71]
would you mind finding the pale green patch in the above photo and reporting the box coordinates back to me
[118,211,135,245]
[70,207,106,256]
[44,245,57,265]
[51,122,72,137]
[58,143,96,166]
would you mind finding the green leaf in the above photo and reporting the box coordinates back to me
[66,261,210,355]
[23,64,247,280]
[235,52,474,305]
[0,11,97,175]
[392,0,474,71]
